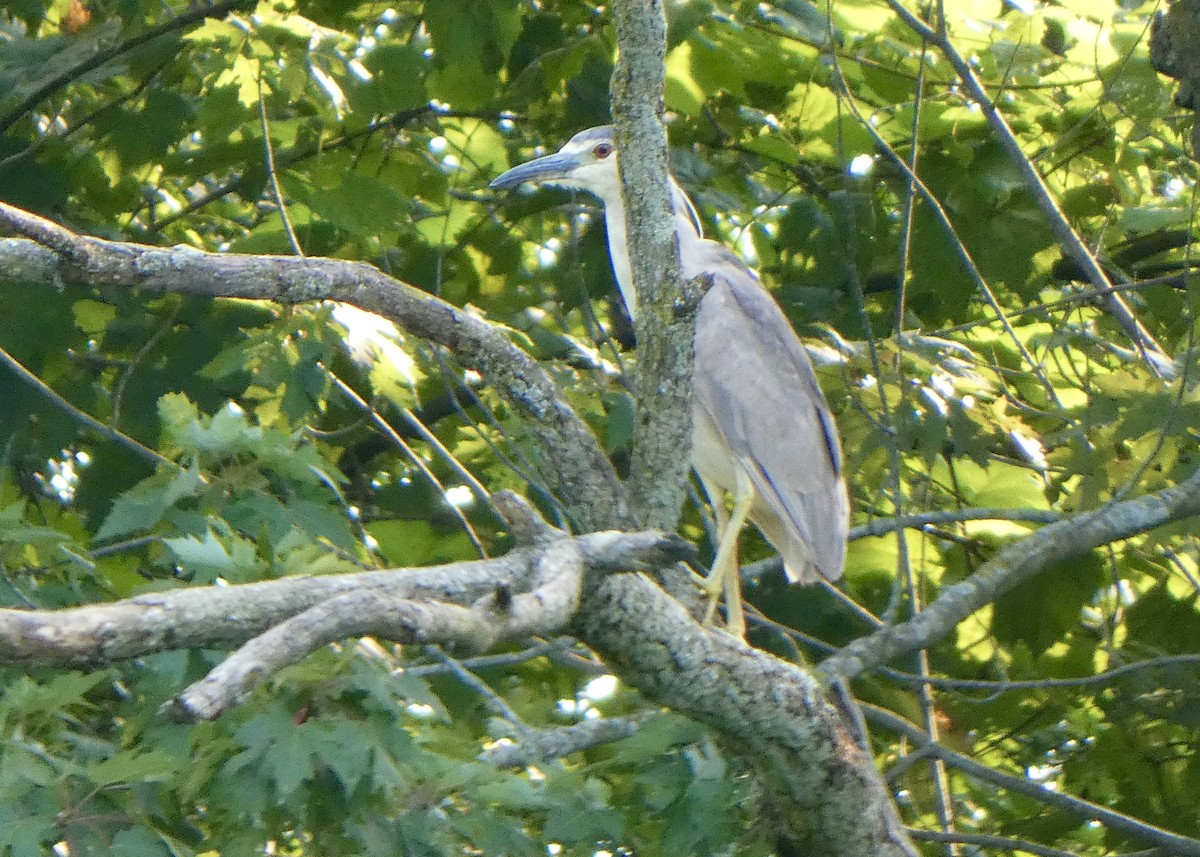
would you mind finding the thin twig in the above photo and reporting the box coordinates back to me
[328,370,489,558]
[0,0,255,135]
[426,645,533,737]
[480,715,643,768]
[879,653,1200,695]
[257,77,303,257]
[0,344,171,468]
[424,344,568,529]
[883,0,1174,377]
[866,703,1200,856]
[906,828,1084,857]
[851,507,1062,539]
[111,302,179,431]
[399,638,566,678]
[397,406,494,513]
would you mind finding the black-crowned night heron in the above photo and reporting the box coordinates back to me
[491,126,848,636]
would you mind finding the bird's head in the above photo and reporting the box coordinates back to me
[491,125,703,242]
[490,125,621,205]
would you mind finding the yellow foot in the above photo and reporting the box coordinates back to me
[691,565,746,638]
[685,567,725,627]
[694,475,756,639]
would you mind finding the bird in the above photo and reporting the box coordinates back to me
[491,125,848,637]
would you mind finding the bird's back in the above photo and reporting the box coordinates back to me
[684,240,848,582]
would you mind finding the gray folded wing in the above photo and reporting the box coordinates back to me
[687,242,848,582]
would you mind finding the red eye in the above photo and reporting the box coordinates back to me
[593,143,613,159]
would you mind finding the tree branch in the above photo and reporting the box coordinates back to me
[850,507,1062,539]
[883,0,1174,377]
[572,574,917,856]
[610,0,696,531]
[0,0,257,135]
[0,525,692,668]
[399,638,570,678]
[0,342,170,467]
[166,533,589,721]
[906,828,1087,857]
[866,703,1200,856]
[480,715,643,768]
[822,466,1200,680]
[0,202,629,532]
[880,653,1200,695]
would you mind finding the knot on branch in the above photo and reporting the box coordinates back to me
[677,270,712,321]
[492,488,562,546]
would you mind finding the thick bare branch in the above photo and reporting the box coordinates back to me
[0,203,629,532]
[0,529,691,668]
[167,536,589,720]
[573,576,916,857]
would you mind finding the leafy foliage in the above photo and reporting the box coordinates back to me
[1,0,1199,855]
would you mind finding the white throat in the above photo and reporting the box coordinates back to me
[597,178,704,322]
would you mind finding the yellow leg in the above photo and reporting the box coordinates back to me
[694,474,727,600]
[698,476,755,638]
[698,475,731,557]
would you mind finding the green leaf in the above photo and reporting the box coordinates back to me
[158,393,201,442]
[352,44,428,114]
[1,671,106,719]
[301,170,409,239]
[215,54,262,108]
[109,828,173,857]
[94,465,205,542]
[542,775,623,843]
[162,529,260,583]
[1120,204,1192,232]
[603,390,635,453]
[993,551,1107,655]
[424,0,521,108]
[366,518,478,566]
[86,749,176,788]
[0,808,55,856]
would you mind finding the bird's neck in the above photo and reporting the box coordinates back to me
[600,179,702,322]
[602,203,638,319]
